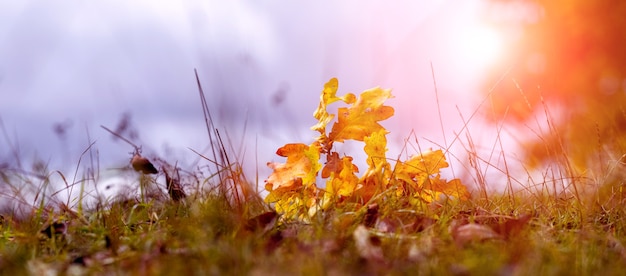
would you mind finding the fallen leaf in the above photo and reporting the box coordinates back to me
[394,149,449,190]
[353,225,384,262]
[244,211,278,233]
[488,213,533,239]
[451,223,502,246]
[393,149,469,203]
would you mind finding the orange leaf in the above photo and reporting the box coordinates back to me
[265,143,322,219]
[265,142,321,197]
[329,87,394,143]
[325,155,360,198]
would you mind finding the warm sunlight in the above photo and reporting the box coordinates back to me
[456,24,504,68]
[468,26,503,64]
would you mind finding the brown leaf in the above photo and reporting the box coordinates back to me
[451,222,502,246]
[353,225,384,262]
[374,212,436,234]
[244,211,278,232]
[363,203,379,228]
[488,213,533,239]
[321,152,341,178]
[131,154,158,174]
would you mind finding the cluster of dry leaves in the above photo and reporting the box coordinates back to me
[243,203,534,271]
[351,205,534,267]
[264,78,470,220]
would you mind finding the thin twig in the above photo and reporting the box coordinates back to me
[100,125,139,152]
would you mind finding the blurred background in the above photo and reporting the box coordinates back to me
[1,0,622,206]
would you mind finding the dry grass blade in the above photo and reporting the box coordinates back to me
[100,125,140,152]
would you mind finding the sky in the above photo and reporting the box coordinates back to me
[0,1,517,207]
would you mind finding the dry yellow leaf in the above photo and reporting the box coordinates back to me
[328,87,394,143]
[325,155,360,198]
[265,142,321,202]
[394,149,448,189]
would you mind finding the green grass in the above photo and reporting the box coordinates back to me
[2,162,625,275]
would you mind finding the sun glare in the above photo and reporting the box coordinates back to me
[463,26,504,66]
[448,23,505,72]
[463,26,503,65]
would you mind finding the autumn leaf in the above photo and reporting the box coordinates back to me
[325,155,360,198]
[394,149,449,191]
[328,86,394,143]
[487,213,533,239]
[363,129,390,177]
[353,225,384,263]
[264,142,323,219]
[265,143,321,201]
[311,78,356,150]
[263,177,303,204]
[451,223,502,246]
[357,130,392,201]
[415,178,470,203]
[274,189,315,218]
[321,152,341,179]
[393,149,469,202]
